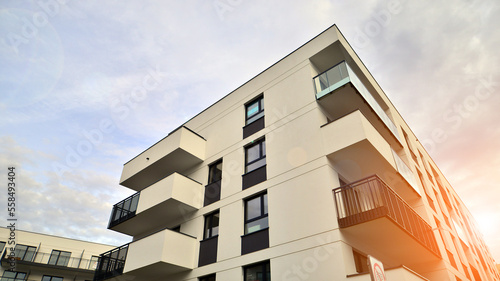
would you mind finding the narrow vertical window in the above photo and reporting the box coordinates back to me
[208,159,223,184]
[205,159,223,206]
[204,211,220,239]
[245,193,268,234]
[245,139,266,173]
[244,261,271,281]
[243,95,265,138]
[246,96,264,125]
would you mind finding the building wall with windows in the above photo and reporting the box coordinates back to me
[0,227,115,281]
[94,25,500,281]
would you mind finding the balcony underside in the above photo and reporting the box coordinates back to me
[109,199,198,236]
[124,261,190,280]
[317,82,402,150]
[340,216,440,269]
[120,127,205,191]
[323,111,420,202]
[121,148,203,191]
[2,259,95,276]
[109,173,202,236]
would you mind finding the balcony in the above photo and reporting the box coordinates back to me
[1,250,96,273]
[120,126,206,191]
[94,229,197,281]
[314,61,402,149]
[109,173,203,236]
[94,244,129,281]
[322,110,420,200]
[333,175,440,268]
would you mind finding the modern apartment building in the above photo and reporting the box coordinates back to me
[0,227,116,281]
[93,25,500,281]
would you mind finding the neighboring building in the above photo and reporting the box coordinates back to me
[93,25,500,281]
[0,227,116,281]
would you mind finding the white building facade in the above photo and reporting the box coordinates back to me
[93,25,500,281]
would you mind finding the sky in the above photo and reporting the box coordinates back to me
[1,0,499,263]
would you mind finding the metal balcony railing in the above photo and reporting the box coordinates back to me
[333,175,439,256]
[108,192,139,228]
[93,244,129,281]
[1,251,96,270]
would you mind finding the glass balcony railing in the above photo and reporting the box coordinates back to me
[391,149,420,195]
[333,175,439,256]
[108,193,139,228]
[313,61,402,144]
[93,244,129,281]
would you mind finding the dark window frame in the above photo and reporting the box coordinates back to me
[244,260,271,281]
[203,211,220,240]
[0,241,5,254]
[14,244,36,261]
[353,250,368,273]
[245,95,264,125]
[244,192,268,235]
[244,139,266,173]
[42,275,64,281]
[208,159,223,184]
[199,274,216,281]
[48,249,71,266]
[1,270,28,281]
[89,255,99,270]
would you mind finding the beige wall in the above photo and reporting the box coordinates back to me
[110,25,499,281]
[0,227,115,281]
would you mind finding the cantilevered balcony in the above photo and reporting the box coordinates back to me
[120,126,206,191]
[322,110,420,200]
[314,61,402,149]
[333,175,440,268]
[109,173,203,236]
[94,229,197,281]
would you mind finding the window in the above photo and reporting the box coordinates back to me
[89,255,99,270]
[246,96,264,125]
[204,211,220,239]
[199,274,216,281]
[48,250,71,266]
[245,193,268,234]
[1,271,27,281]
[42,276,63,281]
[244,261,270,281]
[208,159,222,184]
[14,244,36,261]
[353,250,368,273]
[245,139,266,173]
